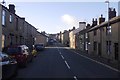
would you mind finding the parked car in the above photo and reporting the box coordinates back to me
[48,39,53,45]
[7,45,33,67]
[0,52,18,80]
[34,43,45,51]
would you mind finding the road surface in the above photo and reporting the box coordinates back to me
[14,42,120,79]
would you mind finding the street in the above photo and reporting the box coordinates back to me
[14,42,119,79]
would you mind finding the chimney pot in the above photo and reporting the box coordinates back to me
[99,14,105,24]
[101,14,103,18]
[109,8,116,19]
[73,27,75,30]
[95,18,97,21]
[92,18,94,22]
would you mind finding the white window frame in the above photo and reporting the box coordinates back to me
[2,10,5,26]
[9,14,12,23]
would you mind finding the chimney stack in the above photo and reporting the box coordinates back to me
[109,8,116,19]
[9,4,15,14]
[86,24,91,29]
[92,18,98,27]
[73,27,75,30]
[99,14,105,24]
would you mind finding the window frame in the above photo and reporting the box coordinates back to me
[9,14,12,23]
[2,9,6,26]
[106,26,112,35]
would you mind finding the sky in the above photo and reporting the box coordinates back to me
[1,0,119,34]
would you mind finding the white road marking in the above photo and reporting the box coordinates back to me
[57,46,79,79]
[71,50,120,72]
[65,61,71,69]
[57,47,61,53]
[74,76,78,80]
[61,55,64,59]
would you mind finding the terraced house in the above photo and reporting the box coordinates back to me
[35,31,49,46]
[0,4,37,50]
[59,7,120,63]
[77,23,91,53]
[61,30,69,46]
[87,8,120,62]
[69,22,86,49]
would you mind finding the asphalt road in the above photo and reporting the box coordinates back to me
[14,42,120,79]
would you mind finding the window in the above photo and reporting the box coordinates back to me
[85,33,88,38]
[15,18,18,31]
[93,42,97,51]
[16,36,18,44]
[9,14,12,23]
[2,10,6,26]
[23,22,24,32]
[106,41,111,55]
[114,43,119,60]
[94,30,97,36]
[2,34,5,48]
[106,26,111,35]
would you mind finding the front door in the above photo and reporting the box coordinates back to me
[114,43,119,60]
[98,43,101,56]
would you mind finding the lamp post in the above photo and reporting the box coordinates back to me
[105,0,110,62]
[105,0,110,26]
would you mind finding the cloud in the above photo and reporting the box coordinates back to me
[61,14,78,27]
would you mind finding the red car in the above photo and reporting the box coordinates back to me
[7,45,33,67]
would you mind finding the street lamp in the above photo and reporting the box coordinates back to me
[105,0,110,62]
[105,0,110,26]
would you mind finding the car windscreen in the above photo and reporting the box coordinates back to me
[39,44,44,46]
[7,47,22,54]
[35,44,44,47]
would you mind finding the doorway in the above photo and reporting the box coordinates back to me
[98,43,101,56]
[114,43,119,60]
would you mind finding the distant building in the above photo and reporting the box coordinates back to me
[77,24,91,52]
[61,33,64,44]
[49,33,57,40]
[69,22,86,49]
[69,30,75,49]
[62,30,69,46]
[35,31,48,46]
[57,31,62,43]
[56,33,60,42]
